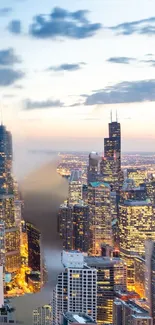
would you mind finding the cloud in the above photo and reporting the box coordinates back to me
[84,79,155,105]
[141,59,155,67]
[29,7,102,39]
[8,20,21,34]
[110,16,155,36]
[48,62,85,72]
[0,68,24,86]
[0,48,21,66]
[0,8,12,16]
[24,99,64,110]
[107,57,135,64]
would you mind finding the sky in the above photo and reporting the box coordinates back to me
[0,0,155,155]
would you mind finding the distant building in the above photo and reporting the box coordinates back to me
[61,312,97,325]
[33,304,52,325]
[87,152,101,184]
[69,170,82,204]
[52,251,97,325]
[127,168,147,187]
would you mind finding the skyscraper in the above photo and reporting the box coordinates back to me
[118,199,155,290]
[145,240,155,324]
[52,251,97,325]
[87,152,101,184]
[68,170,82,204]
[88,182,112,255]
[85,256,127,325]
[58,203,73,250]
[26,222,41,272]
[103,115,121,192]
[73,203,90,253]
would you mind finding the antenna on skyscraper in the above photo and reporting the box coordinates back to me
[0,105,3,125]
[116,110,118,122]
[110,110,112,123]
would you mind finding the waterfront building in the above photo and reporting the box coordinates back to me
[33,305,52,325]
[52,251,97,325]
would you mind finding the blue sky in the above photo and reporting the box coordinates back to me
[1,0,155,153]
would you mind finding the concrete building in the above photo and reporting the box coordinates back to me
[69,170,82,205]
[52,251,97,325]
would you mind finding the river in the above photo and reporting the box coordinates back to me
[12,157,68,325]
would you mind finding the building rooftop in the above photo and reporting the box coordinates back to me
[89,182,110,188]
[122,199,151,206]
[85,256,124,267]
[63,312,96,324]
[69,170,81,182]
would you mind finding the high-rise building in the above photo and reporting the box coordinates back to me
[58,203,73,250]
[26,222,41,272]
[127,168,147,187]
[85,256,127,325]
[103,116,121,193]
[0,265,4,308]
[113,299,152,325]
[87,152,101,184]
[69,170,82,204]
[145,240,155,324]
[88,182,112,255]
[52,251,97,325]
[118,199,155,290]
[134,255,145,298]
[33,304,52,325]
[120,181,147,203]
[58,202,91,253]
[0,221,5,266]
[5,227,20,272]
[73,203,91,253]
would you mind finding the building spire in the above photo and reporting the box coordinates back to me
[116,110,118,122]
[110,110,112,123]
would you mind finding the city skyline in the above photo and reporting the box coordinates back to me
[0,0,154,157]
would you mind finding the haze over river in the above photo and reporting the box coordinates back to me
[12,155,68,324]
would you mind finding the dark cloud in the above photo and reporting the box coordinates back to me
[24,99,64,110]
[110,17,155,36]
[0,68,24,86]
[141,59,155,67]
[0,48,21,66]
[48,62,85,72]
[8,20,21,34]
[0,7,12,16]
[29,7,102,39]
[107,57,135,64]
[84,79,155,105]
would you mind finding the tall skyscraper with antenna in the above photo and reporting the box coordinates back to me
[101,111,122,192]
